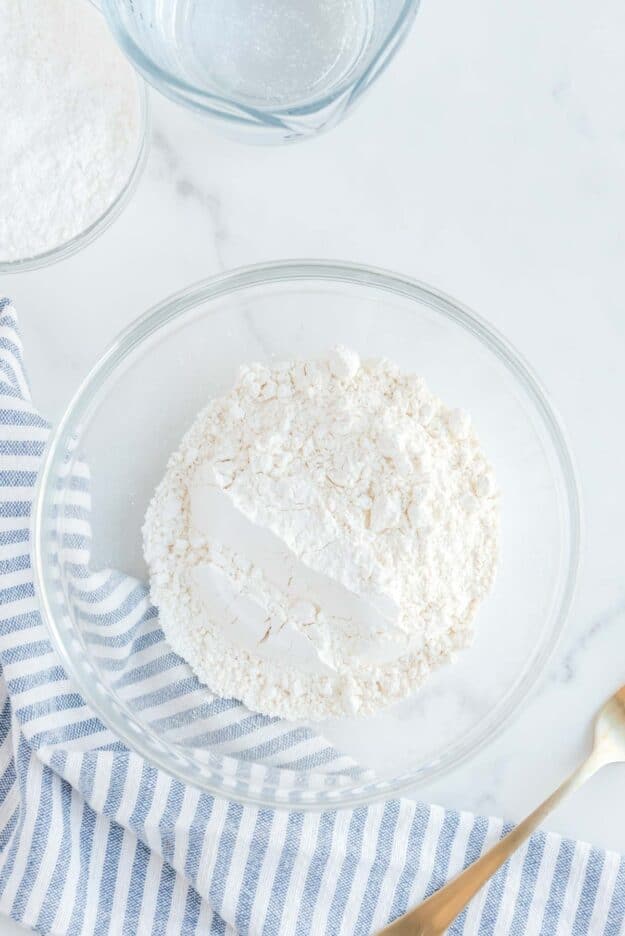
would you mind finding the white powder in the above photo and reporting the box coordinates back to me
[144,348,500,720]
[0,0,141,263]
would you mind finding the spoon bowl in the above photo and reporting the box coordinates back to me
[594,685,625,763]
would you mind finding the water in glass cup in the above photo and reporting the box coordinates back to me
[103,0,418,140]
[132,0,373,106]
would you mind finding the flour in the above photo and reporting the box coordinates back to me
[144,348,500,720]
[0,0,141,263]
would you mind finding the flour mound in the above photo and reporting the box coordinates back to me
[143,348,499,720]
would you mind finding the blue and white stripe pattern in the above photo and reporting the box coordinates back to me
[0,298,622,934]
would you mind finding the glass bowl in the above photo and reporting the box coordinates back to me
[33,261,580,810]
[0,78,149,275]
[99,0,419,143]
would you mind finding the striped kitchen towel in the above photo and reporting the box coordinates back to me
[0,298,622,935]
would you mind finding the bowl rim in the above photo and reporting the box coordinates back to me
[0,78,150,274]
[99,0,419,129]
[32,260,582,810]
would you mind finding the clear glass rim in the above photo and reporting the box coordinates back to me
[0,79,150,274]
[100,0,419,128]
[32,260,582,810]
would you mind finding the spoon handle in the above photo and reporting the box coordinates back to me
[378,748,607,936]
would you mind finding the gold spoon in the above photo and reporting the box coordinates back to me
[379,684,625,936]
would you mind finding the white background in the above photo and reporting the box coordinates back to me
[3,0,625,929]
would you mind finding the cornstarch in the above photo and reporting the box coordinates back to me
[144,348,500,719]
[0,0,141,263]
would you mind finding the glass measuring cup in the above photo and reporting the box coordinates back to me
[98,0,420,142]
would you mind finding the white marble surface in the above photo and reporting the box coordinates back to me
[2,0,625,918]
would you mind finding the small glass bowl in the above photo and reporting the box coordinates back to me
[33,261,580,810]
[0,79,149,275]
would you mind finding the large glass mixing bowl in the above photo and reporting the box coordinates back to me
[33,262,580,809]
